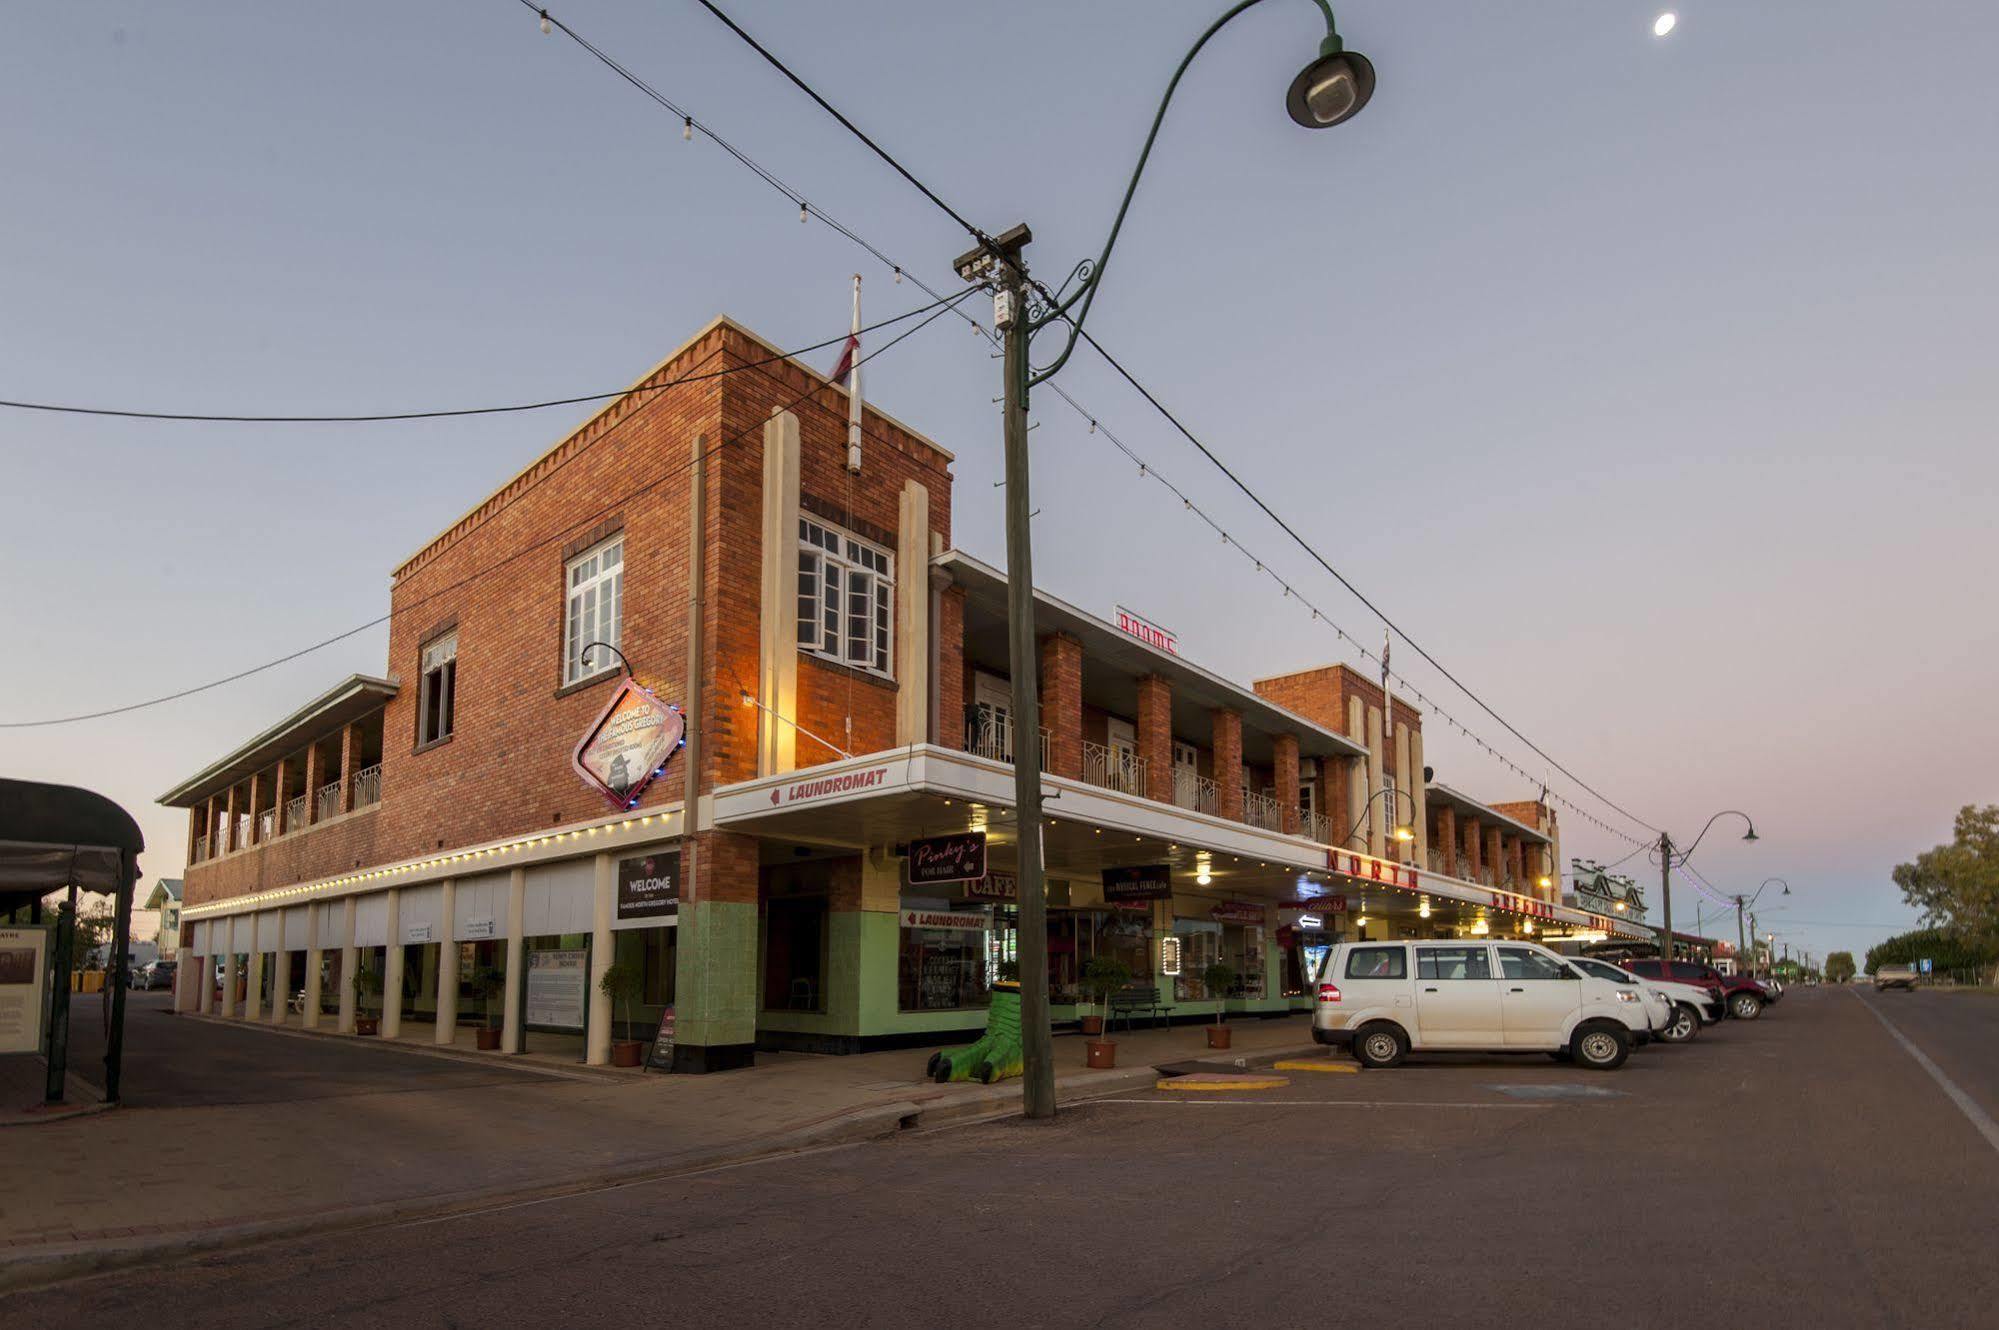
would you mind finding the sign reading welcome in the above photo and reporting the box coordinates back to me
[617,851,682,921]
[573,679,684,808]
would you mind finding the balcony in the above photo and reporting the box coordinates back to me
[351,763,382,809]
[1242,790,1285,833]
[193,835,209,863]
[315,780,342,823]
[1081,741,1145,796]
[284,795,307,835]
[256,810,275,843]
[1172,768,1219,817]
[965,710,1050,769]
[1302,809,1333,844]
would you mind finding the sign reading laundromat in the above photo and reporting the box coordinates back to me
[573,679,685,808]
[525,948,588,1031]
[617,851,681,921]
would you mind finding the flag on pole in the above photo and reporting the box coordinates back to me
[840,275,862,473]
[829,334,860,387]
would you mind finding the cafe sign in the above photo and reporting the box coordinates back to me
[906,832,987,886]
[960,872,1018,902]
[573,679,684,808]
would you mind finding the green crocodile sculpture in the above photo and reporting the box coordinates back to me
[925,981,1023,1084]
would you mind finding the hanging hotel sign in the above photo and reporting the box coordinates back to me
[906,832,987,886]
[573,679,685,808]
[1102,864,1172,903]
[617,851,682,921]
[960,872,1018,902]
[1210,901,1268,926]
[1113,605,1178,656]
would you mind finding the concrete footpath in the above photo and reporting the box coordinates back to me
[0,1005,1319,1290]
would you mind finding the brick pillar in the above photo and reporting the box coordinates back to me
[1212,709,1244,822]
[1464,817,1483,879]
[1135,675,1172,804]
[271,762,290,837]
[935,584,966,749]
[1436,806,1457,874]
[224,784,240,853]
[186,806,202,864]
[339,722,360,814]
[1273,734,1301,835]
[1039,633,1083,780]
[1484,826,1504,884]
[303,741,322,827]
[671,829,761,1073]
[1505,835,1524,889]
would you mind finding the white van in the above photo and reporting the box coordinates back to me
[1312,939,1648,1070]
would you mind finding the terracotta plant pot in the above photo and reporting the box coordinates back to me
[476,1026,502,1051]
[1079,1014,1104,1036]
[1086,1039,1117,1070]
[355,1016,379,1037]
[1207,1025,1233,1050]
[610,1040,644,1068]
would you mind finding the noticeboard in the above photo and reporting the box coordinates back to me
[524,948,588,1031]
[0,927,49,1055]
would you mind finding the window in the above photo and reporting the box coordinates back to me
[763,895,827,1012]
[797,517,892,676]
[1572,958,1632,984]
[898,906,991,1011]
[564,536,624,685]
[1345,945,1406,980]
[1497,947,1569,981]
[1417,946,1492,980]
[418,631,457,745]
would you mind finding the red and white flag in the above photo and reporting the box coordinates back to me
[829,333,860,387]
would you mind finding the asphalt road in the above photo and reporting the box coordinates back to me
[12,987,1999,1329]
[54,991,545,1108]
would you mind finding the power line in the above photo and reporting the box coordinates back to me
[0,290,973,729]
[517,0,1665,848]
[0,291,963,424]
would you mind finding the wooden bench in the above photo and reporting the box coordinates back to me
[1108,986,1169,1032]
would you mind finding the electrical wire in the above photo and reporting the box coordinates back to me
[0,291,964,424]
[0,290,974,729]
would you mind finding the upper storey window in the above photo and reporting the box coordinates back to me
[564,536,624,686]
[797,517,892,677]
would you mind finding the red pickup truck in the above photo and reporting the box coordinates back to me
[1623,959,1770,1020]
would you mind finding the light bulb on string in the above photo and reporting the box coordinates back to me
[800,202,809,223]
[539,10,552,35]
[683,117,693,141]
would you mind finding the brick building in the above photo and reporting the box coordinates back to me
[163,316,1646,1071]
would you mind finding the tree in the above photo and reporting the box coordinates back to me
[1864,927,1997,977]
[1893,805,1999,961]
[1824,952,1856,984]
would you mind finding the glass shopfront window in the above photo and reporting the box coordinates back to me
[1092,909,1154,986]
[1172,919,1223,1001]
[898,897,992,1011]
[1225,924,1267,999]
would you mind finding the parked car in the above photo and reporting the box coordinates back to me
[1874,963,1918,992]
[1623,959,1769,1021]
[1314,939,1648,1071]
[132,959,177,991]
[1570,955,1713,1043]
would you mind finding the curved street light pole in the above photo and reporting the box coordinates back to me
[1337,784,1416,851]
[1657,810,1759,966]
[956,1,1375,1120]
[1735,876,1790,969]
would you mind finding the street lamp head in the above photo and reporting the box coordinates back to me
[1741,823,1759,843]
[1393,825,1415,843]
[1287,37,1375,129]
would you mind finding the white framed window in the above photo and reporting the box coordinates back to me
[564,535,625,685]
[796,516,893,676]
[418,630,457,745]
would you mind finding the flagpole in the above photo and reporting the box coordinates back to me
[1381,630,1396,862]
[846,274,863,473]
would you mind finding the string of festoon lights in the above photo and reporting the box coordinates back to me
[517,0,1657,852]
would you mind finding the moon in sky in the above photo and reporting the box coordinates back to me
[1654,12,1679,37]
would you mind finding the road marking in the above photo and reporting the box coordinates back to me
[1854,991,1999,1157]
[1273,1060,1360,1075]
[1092,1099,1552,1109]
[1155,1075,1290,1091]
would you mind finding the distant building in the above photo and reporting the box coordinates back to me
[146,878,184,960]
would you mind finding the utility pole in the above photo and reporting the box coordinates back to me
[1658,832,1674,966]
[963,225,1054,1120]
[1735,894,1748,967]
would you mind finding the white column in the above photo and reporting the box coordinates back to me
[338,897,358,1034]
[381,888,404,1040]
[220,917,240,1019]
[501,868,525,1055]
[184,943,205,1013]
[893,479,931,746]
[1365,704,1386,859]
[302,905,323,1030]
[756,409,801,776]
[435,878,459,1045]
[586,853,613,1065]
[270,943,291,1026]
[246,925,265,1021]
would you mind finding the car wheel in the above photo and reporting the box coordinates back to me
[1730,992,1763,1020]
[1663,1004,1699,1043]
[1353,1023,1407,1069]
[1572,1023,1631,1071]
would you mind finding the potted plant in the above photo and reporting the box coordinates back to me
[600,961,645,1067]
[352,966,382,1036]
[469,965,506,1050]
[1081,956,1132,1069]
[1202,962,1238,1049]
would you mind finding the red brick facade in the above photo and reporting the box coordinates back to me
[1039,634,1083,780]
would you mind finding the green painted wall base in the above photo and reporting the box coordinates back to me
[674,899,758,1059]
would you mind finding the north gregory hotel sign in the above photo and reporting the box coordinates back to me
[573,679,684,807]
